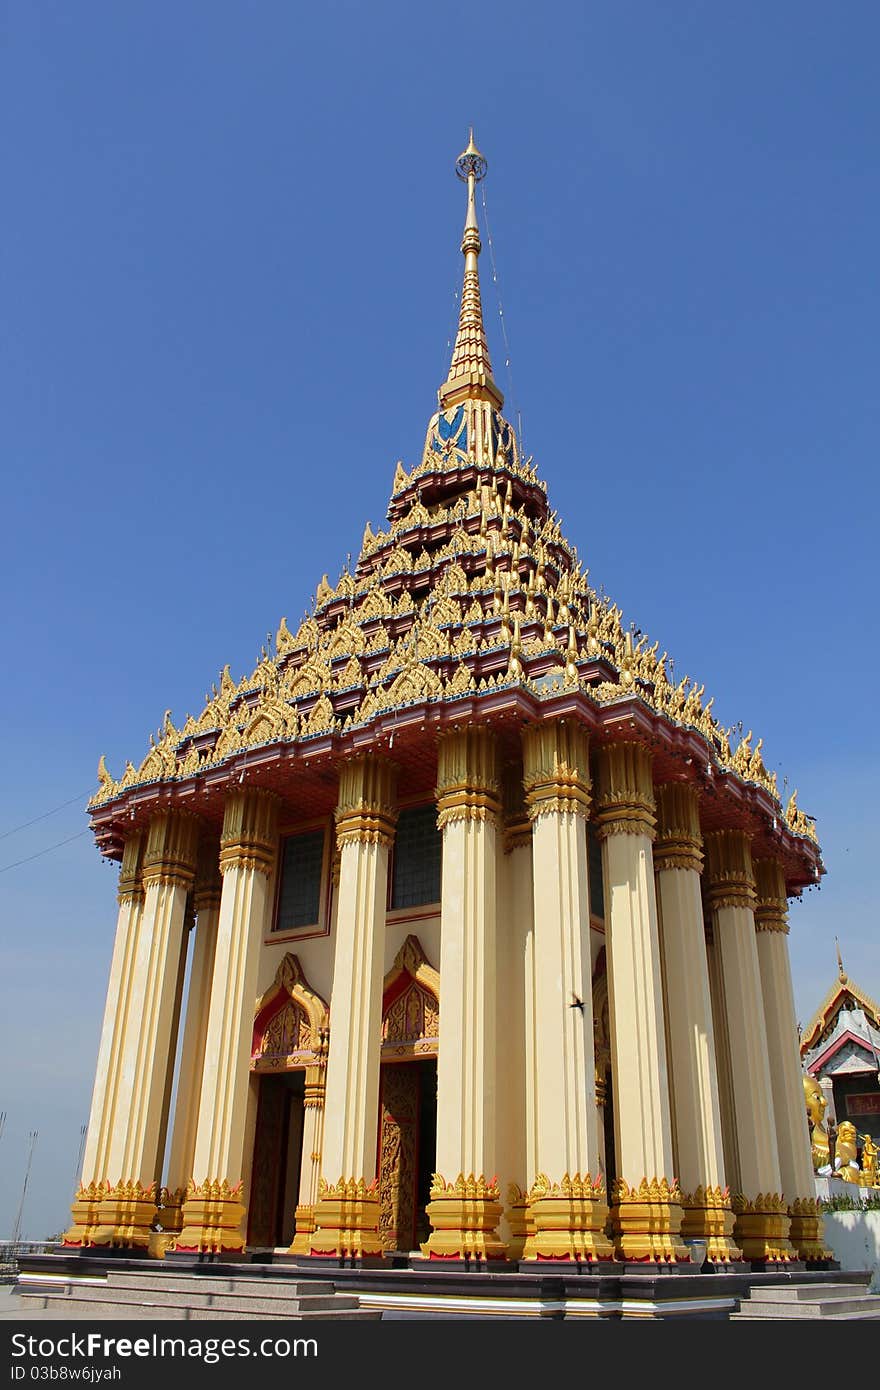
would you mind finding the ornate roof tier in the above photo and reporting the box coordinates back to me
[87,134,823,896]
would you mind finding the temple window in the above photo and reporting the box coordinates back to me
[390,805,442,909]
[274,826,329,935]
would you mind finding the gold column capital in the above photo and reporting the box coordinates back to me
[594,741,655,839]
[502,763,531,852]
[753,856,790,935]
[335,754,398,848]
[703,829,756,911]
[521,720,591,821]
[654,782,703,873]
[142,810,201,890]
[117,831,146,905]
[436,727,501,829]
[219,788,279,876]
[193,837,222,913]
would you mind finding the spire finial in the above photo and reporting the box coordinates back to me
[836,937,847,982]
[439,130,503,411]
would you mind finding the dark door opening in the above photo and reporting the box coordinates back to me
[378,1058,437,1253]
[247,1071,305,1249]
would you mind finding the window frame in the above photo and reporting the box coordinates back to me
[269,818,332,942]
[387,800,443,917]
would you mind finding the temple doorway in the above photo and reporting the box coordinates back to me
[378,1058,437,1252]
[378,934,441,1253]
[247,1070,305,1248]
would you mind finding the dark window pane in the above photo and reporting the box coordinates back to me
[587,821,605,920]
[391,805,442,909]
[276,830,325,932]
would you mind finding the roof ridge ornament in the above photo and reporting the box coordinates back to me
[439,130,503,412]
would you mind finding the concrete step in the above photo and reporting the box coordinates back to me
[15,1292,380,1321]
[106,1272,338,1299]
[26,1284,359,1314]
[736,1295,880,1319]
[736,1305,880,1321]
[752,1281,871,1303]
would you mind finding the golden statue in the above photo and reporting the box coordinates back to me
[835,1121,860,1182]
[803,1074,830,1170]
[860,1133,878,1187]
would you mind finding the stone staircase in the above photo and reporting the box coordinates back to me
[733,1277,880,1320]
[9,1269,381,1321]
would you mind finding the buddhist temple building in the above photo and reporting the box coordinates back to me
[802,946,880,1154]
[66,133,829,1272]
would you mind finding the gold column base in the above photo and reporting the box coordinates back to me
[421,1173,508,1261]
[522,1173,613,1262]
[680,1185,742,1263]
[309,1178,384,1259]
[63,1182,105,1248]
[788,1197,833,1261]
[288,1203,316,1256]
[175,1179,247,1255]
[731,1192,796,1262]
[89,1180,159,1250]
[609,1177,690,1263]
[504,1184,531,1262]
[157,1186,185,1237]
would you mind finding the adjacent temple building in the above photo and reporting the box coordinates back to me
[67,135,828,1270]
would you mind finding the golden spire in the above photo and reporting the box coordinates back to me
[836,937,847,982]
[439,130,504,412]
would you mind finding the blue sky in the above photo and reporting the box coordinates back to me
[1,2,877,1238]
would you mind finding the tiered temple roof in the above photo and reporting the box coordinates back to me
[88,133,822,894]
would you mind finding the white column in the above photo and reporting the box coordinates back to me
[704,830,794,1262]
[64,832,146,1246]
[91,811,200,1249]
[310,756,396,1259]
[424,729,505,1260]
[654,783,740,1262]
[595,743,687,1263]
[495,766,534,1260]
[520,721,611,1263]
[176,790,278,1255]
[754,856,829,1260]
[160,840,222,1238]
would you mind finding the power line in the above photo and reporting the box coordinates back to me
[11,1128,37,1251]
[0,829,90,876]
[0,790,92,843]
[73,1124,87,1187]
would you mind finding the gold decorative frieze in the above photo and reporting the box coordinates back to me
[653,783,703,874]
[141,811,200,890]
[436,728,500,828]
[175,1178,247,1256]
[116,831,146,905]
[335,756,398,848]
[679,1185,741,1262]
[310,1176,384,1259]
[703,830,756,911]
[63,1182,105,1247]
[608,1176,689,1263]
[730,1191,795,1262]
[753,856,790,934]
[787,1196,832,1261]
[522,721,590,821]
[422,1172,507,1261]
[523,1172,612,1263]
[594,743,656,840]
[89,1179,159,1251]
[219,789,279,876]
